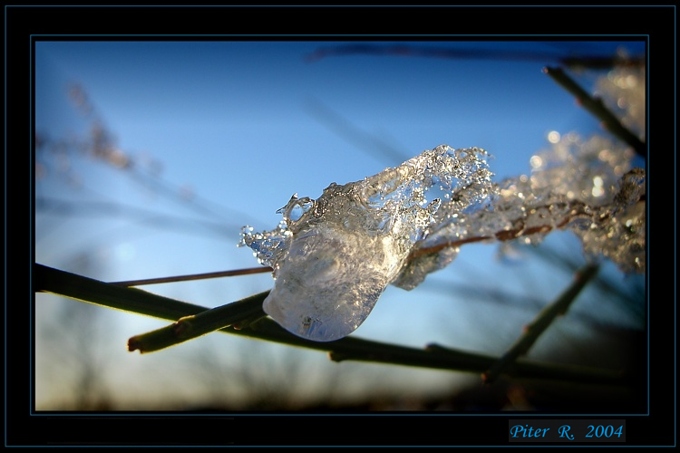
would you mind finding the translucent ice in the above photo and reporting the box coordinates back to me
[240,144,645,342]
[240,145,493,341]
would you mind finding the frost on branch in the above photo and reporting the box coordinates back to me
[240,144,645,342]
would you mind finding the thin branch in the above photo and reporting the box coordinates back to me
[129,200,597,288]
[127,292,267,353]
[35,263,235,321]
[36,196,241,239]
[305,44,644,70]
[304,98,410,165]
[243,318,625,386]
[408,200,590,262]
[110,267,272,287]
[543,66,646,157]
[35,263,629,386]
[482,263,600,384]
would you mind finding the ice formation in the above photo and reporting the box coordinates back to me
[240,143,645,342]
[239,60,646,343]
[240,146,493,341]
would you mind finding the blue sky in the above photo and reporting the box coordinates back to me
[33,39,646,408]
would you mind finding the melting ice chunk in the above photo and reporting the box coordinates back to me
[240,145,493,341]
[261,224,400,341]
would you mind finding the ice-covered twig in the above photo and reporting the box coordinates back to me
[240,146,493,342]
[240,144,645,342]
[402,166,645,287]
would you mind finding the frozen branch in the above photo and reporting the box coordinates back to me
[240,145,644,342]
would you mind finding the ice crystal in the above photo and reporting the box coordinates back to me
[240,145,493,341]
[240,144,645,342]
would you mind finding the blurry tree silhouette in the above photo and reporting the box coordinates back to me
[36,253,114,410]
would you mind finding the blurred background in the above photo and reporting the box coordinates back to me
[34,40,646,411]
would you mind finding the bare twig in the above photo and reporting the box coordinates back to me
[543,66,646,157]
[482,263,600,384]
[110,267,272,287]
[127,292,267,353]
[306,44,644,70]
[34,263,627,386]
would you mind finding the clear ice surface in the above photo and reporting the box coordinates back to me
[240,144,645,342]
[240,145,493,341]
